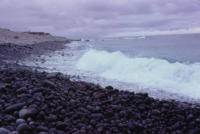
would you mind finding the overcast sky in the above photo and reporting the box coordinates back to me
[1,0,200,38]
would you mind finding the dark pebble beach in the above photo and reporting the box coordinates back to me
[0,30,200,134]
[0,67,200,134]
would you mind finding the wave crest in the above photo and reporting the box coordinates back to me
[76,49,200,99]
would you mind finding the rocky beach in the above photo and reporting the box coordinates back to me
[0,28,70,63]
[0,29,200,134]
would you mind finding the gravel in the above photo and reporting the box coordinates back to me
[0,68,199,134]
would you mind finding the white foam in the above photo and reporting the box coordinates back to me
[76,49,200,99]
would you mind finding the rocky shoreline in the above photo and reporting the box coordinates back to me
[0,28,71,63]
[0,67,200,134]
[0,28,200,134]
[0,41,69,63]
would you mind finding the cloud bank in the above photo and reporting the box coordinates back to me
[1,0,200,38]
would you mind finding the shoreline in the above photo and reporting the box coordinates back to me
[0,67,200,134]
[0,28,71,64]
[0,29,200,133]
[0,41,70,63]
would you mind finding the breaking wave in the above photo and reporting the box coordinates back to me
[76,49,200,99]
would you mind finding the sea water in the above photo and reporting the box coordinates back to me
[21,34,200,102]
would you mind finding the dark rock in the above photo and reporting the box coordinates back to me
[49,128,56,134]
[42,80,56,88]
[38,132,48,134]
[31,88,43,94]
[0,68,200,134]
[193,128,200,134]
[91,113,103,119]
[29,121,36,126]
[27,117,32,122]
[5,103,25,113]
[4,114,14,121]
[0,128,12,134]
[195,118,200,123]
[11,131,18,134]
[0,84,6,92]
[56,121,66,130]
[19,108,37,118]
[39,111,45,117]
[16,87,27,94]
[16,123,29,133]
[16,119,26,125]
[17,94,31,98]
[138,104,146,111]
[46,73,57,79]
[187,114,194,121]
[105,86,113,89]
[37,126,48,132]
[151,109,161,115]
[128,120,135,129]
[97,127,103,132]
[45,114,57,121]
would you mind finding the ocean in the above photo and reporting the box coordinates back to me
[21,34,200,102]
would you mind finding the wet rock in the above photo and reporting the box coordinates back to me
[4,115,15,122]
[151,109,161,115]
[16,123,29,133]
[91,113,103,119]
[195,118,200,123]
[105,86,113,90]
[0,128,12,134]
[5,103,25,113]
[29,121,36,126]
[56,121,66,130]
[31,88,43,94]
[193,128,200,134]
[16,87,26,94]
[187,113,194,121]
[19,108,37,118]
[46,73,57,79]
[45,114,57,121]
[42,80,56,88]
[38,132,48,134]
[37,126,48,132]
[0,84,6,92]
[97,126,104,132]
[16,119,26,125]
[0,68,200,134]
[11,131,18,134]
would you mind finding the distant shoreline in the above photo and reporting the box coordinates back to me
[0,28,71,63]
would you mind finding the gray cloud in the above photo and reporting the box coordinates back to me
[0,0,200,38]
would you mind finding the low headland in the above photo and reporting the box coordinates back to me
[0,28,200,134]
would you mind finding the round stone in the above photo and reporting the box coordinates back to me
[0,128,12,134]
[16,119,26,125]
[16,123,29,133]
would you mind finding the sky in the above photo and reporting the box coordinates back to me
[1,0,200,38]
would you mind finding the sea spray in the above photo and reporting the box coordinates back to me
[76,49,200,99]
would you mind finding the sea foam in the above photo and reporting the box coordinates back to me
[76,49,200,99]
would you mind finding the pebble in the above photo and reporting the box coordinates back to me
[0,68,199,134]
[37,126,48,132]
[19,108,37,118]
[16,123,29,133]
[0,128,12,134]
[38,132,48,134]
[16,119,26,125]
[56,121,66,130]
[5,103,25,113]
